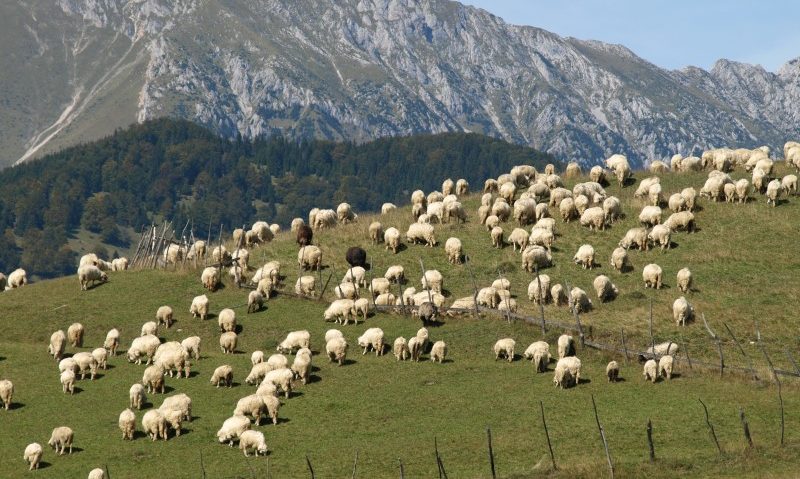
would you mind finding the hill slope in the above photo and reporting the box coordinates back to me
[2,160,800,476]
[2,0,799,167]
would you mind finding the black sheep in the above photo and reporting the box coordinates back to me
[296,225,313,246]
[345,246,367,268]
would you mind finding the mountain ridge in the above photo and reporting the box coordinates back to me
[2,0,799,168]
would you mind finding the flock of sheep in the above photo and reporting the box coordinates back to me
[3,140,799,475]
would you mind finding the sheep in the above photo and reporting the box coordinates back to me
[557,197,577,223]
[649,160,668,174]
[406,223,437,247]
[455,178,469,195]
[619,227,649,251]
[326,337,348,366]
[159,393,192,423]
[524,341,551,372]
[573,244,595,269]
[642,263,663,289]
[489,226,504,249]
[673,296,694,326]
[677,268,693,293]
[239,430,269,457]
[574,194,590,215]
[420,269,443,295]
[60,369,75,394]
[592,275,618,302]
[129,384,146,410]
[73,352,98,380]
[7,268,26,288]
[681,187,698,211]
[357,328,385,356]
[752,167,767,193]
[733,178,749,203]
[298,245,322,271]
[643,359,659,383]
[557,334,576,359]
[217,415,251,446]
[476,287,499,309]
[392,337,411,361]
[234,394,268,426]
[325,299,356,325]
[648,183,663,206]
[533,217,557,235]
[142,365,165,394]
[334,282,357,301]
[513,198,536,226]
[767,179,782,206]
[492,198,513,222]
[504,228,529,252]
[648,224,672,250]
[245,362,277,386]
[263,368,294,398]
[609,247,630,273]
[606,361,620,382]
[210,245,230,265]
[78,264,108,290]
[294,275,316,298]
[664,212,696,234]
[527,275,551,304]
[189,295,208,321]
[201,267,221,291]
[545,174,564,190]
[277,330,311,354]
[412,291,446,309]
[680,156,703,172]
[232,248,250,270]
[493,338,515,362]
[211,365,234,388]
[141,321,158,337]
[92,347,108,370]
[59,357,78,374]
[569,287,593,313]
[296,224,313,247]
[247,290,264,314]
[291,349,312,384]
[427,191,444,205]
[667,193,686,213]
[48,426,74,455]
[23,442,43,470]
[88,468,106,479]
[429,340,447,363]
[291,218,305,233]
[639,205,662,227]
[659,355,674,380]
[228,264,246,287]
[220,332,238,354]
[444,201,467,224]
[218,308,237,333]
[119,408,136,440]
[578,206,605,231]
[411,189,427,206]
[141,409,168,442]
[553,356,582,388]
[522,245,552,272]
[49,330,67,360]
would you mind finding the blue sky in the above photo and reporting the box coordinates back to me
[461,1,800,72]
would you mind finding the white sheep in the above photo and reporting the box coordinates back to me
[211,365,233,388]
[569,287,593,313]
[129,384,146,410]
[141,409,167,441]
[648,224,672,250]
[507,228,529,252]
[48,426,74,455]
[490,226,504,248]
[343,266,368,288]
[553,356,582,388]
[142,365,165,394]
[264,368,294,398]
[527,275,551,304]
[643,359,658,383]
[602,196,622,224]
[326,337,348,365]
[677,268,693,293]
[49,330,67,360]
[384,227,401,254]
[119,408,136,440]
[297,245,322,270]
[638,205,662,227]
[239,430,268,456]
[216,415,251,446]
[92,347,108,370]
[60,369,75,394]
[521,245,552,272]
[609,247,630,273]
[659,355,674,380]
[247,290,264,314]
[573,244,595,269]
[580,206,606,231]
[524,341,551,373]
[393,337,410,361]
[406,223,437,247]
[277,330,311,354]
[77,265,108,291]
[7,268,26,288]
[445,237,463,264]
[291,349,312,384]
[102,328,120,356]
[619,227,649,251]
[384,265,405,284]
[421,270,443,294]
[154,305,174,328]
[456,179,469,195]
[592,275,618,302]
[140,321,158,337]
[234,394,268,426]
[89,468,106,479]
[23,442,43,470]
[201,266,221,291]
[72,352,98,380]
[295,275,316,297]
[664,211,696,232]
[220,331,238,354]
[218,308,237,333]
[357,328,385,356]
[606,361,620,382]
[251,350,265,365]
[354,298,370,321]
[673,296,694,326]
[735,178,750,203]
[783,174,798,195]
[642,264,663,289]
[767,179,782,206]
[557,334,575,359]
[190,294,209,320]
[429,341,447,363]
[325,299,355,325]
[493,338,515,362]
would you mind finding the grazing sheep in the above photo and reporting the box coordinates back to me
[673,296,694,326]
[383,227,402,254]
[521,245,552,272]
[155,306,174,328]
[23,443,43,470]
[553,356,582,388]
[527,275,551,304]
[246,290,264,314]
[190,294,209,320]
[664,211,696,232]
[326,337,348,365]
[393,337,410,361]
[263,368,294,398]
[606,361,619,382]
[102,328,120,356]
[524,341,551,372]
[88,468,106,479]
[429,340,447,363]
[638,206,662,227]
[619,227,649,251]
[291,349,312,384]
[216,415,251,446]
[420,270,444,295]
[92,347,108,370]
[78,265,108,290]
[129,384,146,410]
[7,268,26,288]
[73,352,99,380]
[513,198,537,225]
[140,321,158,337]
[357,328,385,356]
[735,179,750,203]
[444,237,463,265]
[752,167,767,193]
[668,193,686,212]
[782,174,798,195]
[589,165,606,183]
[643,359,659,383]
[559,197,578,222]
[142,410,168,441]
[550,284,567,306]
[220,332,238,354]
[209,365,233,388]
[294,275,316,298]
[234,394,269,426]
[564,161,581,178]
[493,338,515,362]
[406,223,437,247]
[579,206,606,231]
[382,265,405,285]
[609,247,630,273]
[142,365,165,394]
[648,224,672,250]
[456,179,469,195]
[412,291,446,309]
[61,369,75,394]
[649,160,668,173]
[276,330,311,354]
[508,228,530,252]
[677,268,693,293]
[767,179,782,206]
[491,226,504,248]
[557,334,576,359]
[642,264,663,289]
[218,309,237,333]
[569,287,593,313]
[239,430,269,457]
[201,267,221,291]
[573,244,595,269]
[127,334,161,365]
[602,196,623,224]
[592,275,618,302]
[119,408,136,440]
[49,330,67,360]
[659,355,674,380]
[297,245,322,270]
[353,298,371,322]
[48,426,74,455]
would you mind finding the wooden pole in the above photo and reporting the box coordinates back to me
[646,419,655,462]
[739,408,754,448]
[487,427,497,479]
[591,395,614,479]
[723,322,758,380]
[621,328,629,363]
[785,349,800,376]
[757,332,784,446]
[434,437,443,479]
[680,334,692,369]
[398,459,405,479]
[699,399,722,454]
[702,314,724,378]
[540,400,557,471]
[199,451,207,479]
[306,455,315,479]
[351,450,359,479]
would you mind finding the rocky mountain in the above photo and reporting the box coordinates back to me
[3,0,800,168]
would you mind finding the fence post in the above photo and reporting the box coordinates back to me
[306,455,315,479]
[398,458,405,479]
[591,395,614,479]
[699,399,722,454]
[487,427,497,479]
[757,330,784,446]
[701,314,724,378]
[540,400,557,471]
[646,419,655,462]
[621,328,629,363]
[723,322,758,381]
[739,408,754,448]
[352,450,359,479]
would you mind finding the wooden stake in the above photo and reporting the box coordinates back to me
[739,408,754,448]
[646,419,655,462]
[352,450,359,479]
[699,399,722,454]
[723,322,758,381]
[621,328,629,363]
[702,314,724,378]
[591,395,614,479]
[487,427,497,479]
[398,459,405,479]
[540,400,557,471]
[306,455,315,479]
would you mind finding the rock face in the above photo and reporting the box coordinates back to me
[3,0,799,167]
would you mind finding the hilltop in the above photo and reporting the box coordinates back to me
[1,160,799,477]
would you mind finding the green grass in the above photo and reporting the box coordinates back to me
[1,165,799,478]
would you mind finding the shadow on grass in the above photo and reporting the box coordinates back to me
[35,462,52,469]
[306,375,322,384]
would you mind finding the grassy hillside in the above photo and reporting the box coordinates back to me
[0,164,799,478]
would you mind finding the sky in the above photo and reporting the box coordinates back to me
[461,1,800,72]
